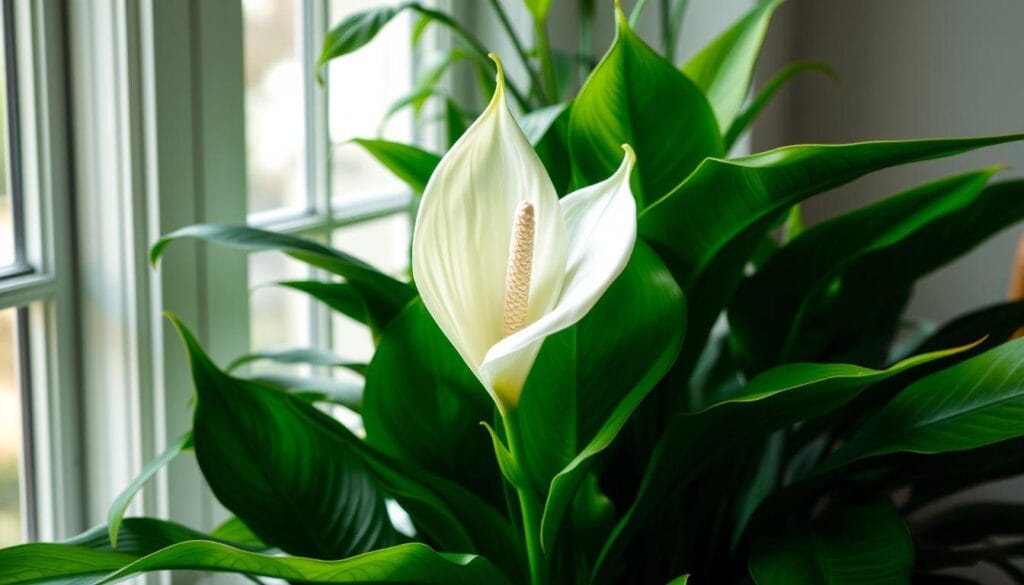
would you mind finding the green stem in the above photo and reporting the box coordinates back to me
[487,0,547,105]
[533,16,559,103]
[504,410,547,585]
[411,5,533,111]
[660,0,673,59]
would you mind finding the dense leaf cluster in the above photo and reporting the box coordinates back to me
[3,1,1024,584]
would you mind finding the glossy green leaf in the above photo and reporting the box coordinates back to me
[68,518,216,556]
[729,169,1000,373]
[107,432,192,548]
[228,346,365,375]
[640,134,1024,371]
[169,315,399,559]
[319,4,409,66]
[724,60,838,150]
[276,279,372,329]
[904,300,1024,358]
[569,6,722,206]
[152,224,414,332]
[527,243,686,550]
[519,102,569,146]
[595,343,970,581]
[0,541,511,585]
[682,0,783,131]
[748,502,913,585]
[824,338,1024,470]
[209,516,267,550]
[362,300,503,507]
[351,139,440,195]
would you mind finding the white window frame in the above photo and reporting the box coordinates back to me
[66,0,249,534]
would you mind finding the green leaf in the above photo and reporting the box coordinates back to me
[228,346,365,375]
[168,315,400,559]
[152,224,415,332]
[519,102,569,146]
[319,4,410,66]
[276,279,372,328]
[640,134,1024,374]
[729,168,1002,373]
[0,544,136,584]
[903,300,1024,358]
[210,516,267,550]
[0,541,512,585]
[569,6,722,207]
[666,577,690,585]
[594,343,971,581]
[67,517,218,556]
[107,432,192,548]
[362,300,503,507]
[682,0,784,131]
[519,243,686,550]
[351,139,440,195]
[724,60,838,150]
[748,502,913,585]
[823,337,1024,470]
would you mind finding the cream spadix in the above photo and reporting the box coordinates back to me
[412,54,637,413]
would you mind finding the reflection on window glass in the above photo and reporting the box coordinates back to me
[0,14,15,268]
[331,214,411,376]
[0,308,23,546]
[248,251,311,375]
[328,0,414,204]
[243,0,305,215]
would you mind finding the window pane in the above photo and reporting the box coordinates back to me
[0,308,23,546]
[244,0,305,215]
[248,251,311,374]
[0,9,17,268]
[328,0,414,204]
[331,214,410,370]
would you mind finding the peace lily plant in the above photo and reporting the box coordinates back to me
[4,1,1024,584]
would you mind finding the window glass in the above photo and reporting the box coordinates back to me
[0,11,16,269]
[243,0,306,215]
[328,0,414,204]
[0,308,22,546]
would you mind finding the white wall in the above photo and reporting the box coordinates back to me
[759,0,1024,324]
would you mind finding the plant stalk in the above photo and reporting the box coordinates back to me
[503,409,547,585]
[533,16,559,103]
[487,0,547,106]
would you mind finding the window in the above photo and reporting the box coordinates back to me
[243,0,429,385]
[0,0,77,545]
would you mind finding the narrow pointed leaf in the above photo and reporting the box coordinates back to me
[153,224,414,331]
[823,337,1024,470]
[724,60,838,150]
[107,432,192,548]
[352,139,440,194]
[276,280,371,328]
[682,0,784,131]
[595,343,973,581]
[729,169,1003,373]
[0,541,512,585]
[640,134,1024,371]
[903,300,1024,358]
[569,7,721,207]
